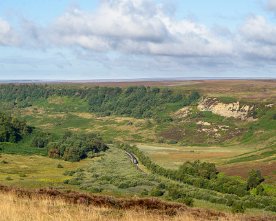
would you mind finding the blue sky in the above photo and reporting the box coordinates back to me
[0,0,276,80]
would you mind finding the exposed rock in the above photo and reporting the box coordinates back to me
[174,107,191,119]
[198,97,255,120]
[196,121,211,126]
[265,104,274,108]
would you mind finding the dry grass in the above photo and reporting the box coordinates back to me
[0,191,265,221]
[0,193,207,221]
[0,186,275,221]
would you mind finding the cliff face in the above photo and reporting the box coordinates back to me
[197,98,255,120]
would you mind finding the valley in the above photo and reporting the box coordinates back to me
[0,80,275,220]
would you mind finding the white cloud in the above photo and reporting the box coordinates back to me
[0,18,19,46]
[2,0,276,76]
[238,16,276,61]
[240,16,276,45]
[47,0,232,58]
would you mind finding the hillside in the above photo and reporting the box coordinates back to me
[0,80,275,219]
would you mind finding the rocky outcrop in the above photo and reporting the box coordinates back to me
[174,107,191,119]
[198,98,255,120]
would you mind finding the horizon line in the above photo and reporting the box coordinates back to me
[0,76,276,83]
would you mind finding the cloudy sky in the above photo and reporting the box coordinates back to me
[1,0,276,80]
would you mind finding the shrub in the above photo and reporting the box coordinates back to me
[141,189,149,196]
[88,187,103,193]
[177,197,194,207]
[31,132,51,148]
[150,187,165,197]
[231,202,245,213]
[19,173,27,177]
[247,170,264,190]
[68,178,82,185]
[63,170,76,176]
[168,188,186,200]
[256,185,266,196]
[265,205,276,212]
[57,163,64,168]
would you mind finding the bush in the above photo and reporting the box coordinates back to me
[168,188,183,200]
[177,197,194,207]
[141,189,149,196]
[231,202,245,213]
[88,187,103,193]
[256,185,266,196]
[247,170,264,190]
[57,163,64,168]
[265,205,276,212]
[68,178,82,185]
[63,170,76,176]
[150,187,165,197]
[31,132,51,148]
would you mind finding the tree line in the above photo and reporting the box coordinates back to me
[0,84,200,118]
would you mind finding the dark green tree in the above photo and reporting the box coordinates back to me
[247,170,264,190]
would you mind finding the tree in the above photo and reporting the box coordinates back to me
[247,170,264,190]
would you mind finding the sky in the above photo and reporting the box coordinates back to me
[1,0,276,80]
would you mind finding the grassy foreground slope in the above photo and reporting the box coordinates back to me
[1,187,275,221]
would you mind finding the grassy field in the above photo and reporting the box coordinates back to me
[0,153,92,189]
[15,104,156,143]
[137,144,253,167]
